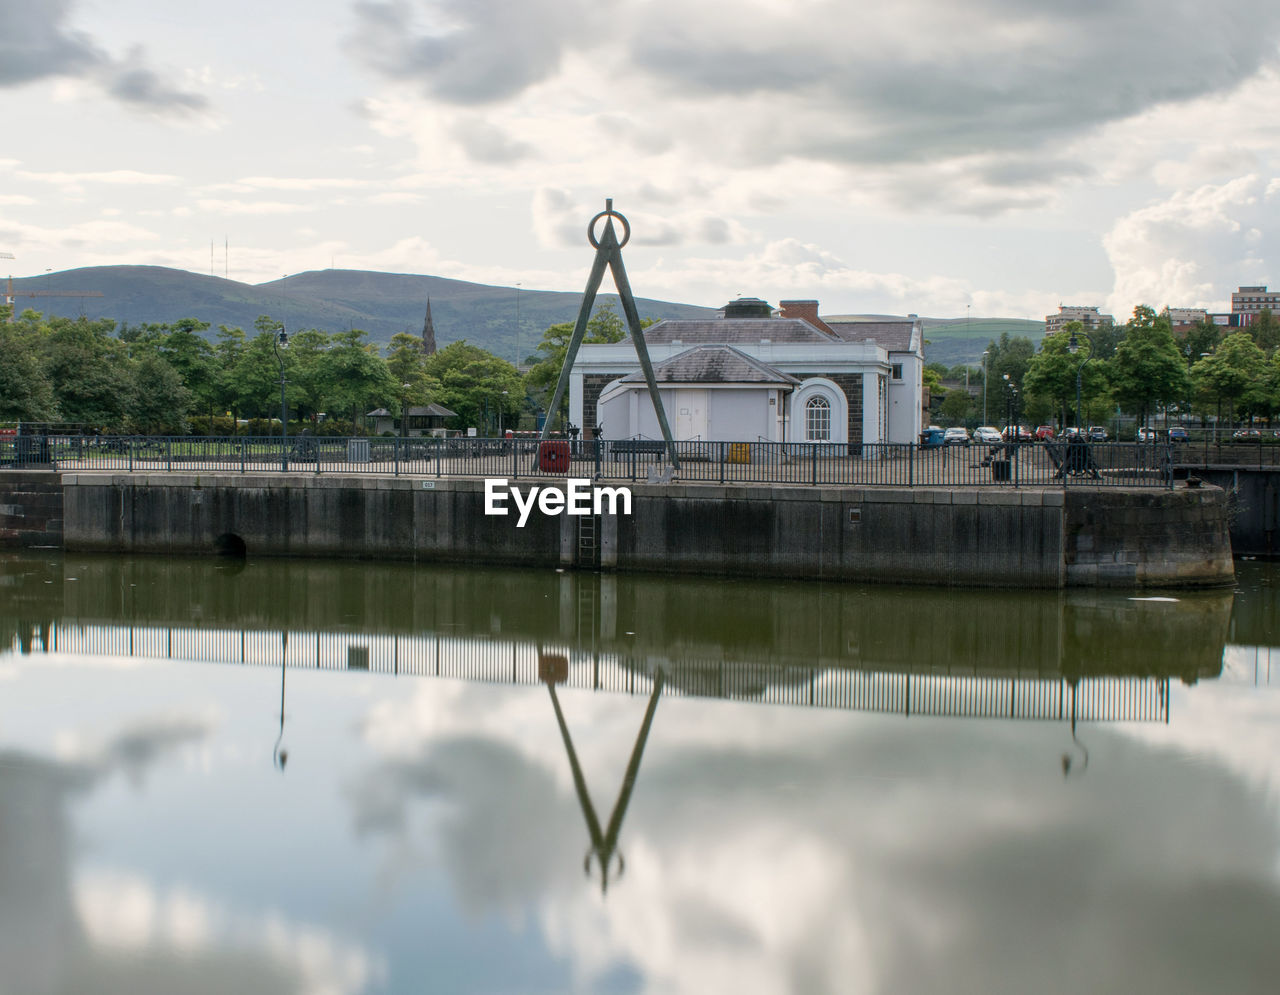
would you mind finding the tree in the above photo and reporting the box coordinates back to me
[1024,325,1089,427]
[424,341,523,433]
[1108,306,1188,426]
[1192,332,1266,429]
[938,388,972,424]
[1249,308,1279,355]
[42,315,135,429]
[128,355,192,434]
[984,332,1035,388]
[526,303,641,421]
[0,321,57,422]
[319,328,399,426]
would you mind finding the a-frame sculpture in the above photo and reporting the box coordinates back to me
[539,200,680,470]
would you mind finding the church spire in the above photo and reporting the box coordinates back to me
[421,298,437,355]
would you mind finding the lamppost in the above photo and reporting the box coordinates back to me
[1067,328,1094,430]
[272,324,289,468]
[981,350,990,424]
[499,389,509,436]
[401,382,411,439]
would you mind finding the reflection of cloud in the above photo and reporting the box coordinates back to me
[351,681,1280,993]
[75,868,383,995]
[53,714,214,787]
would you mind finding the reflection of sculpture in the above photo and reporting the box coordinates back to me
[546,667,665,894]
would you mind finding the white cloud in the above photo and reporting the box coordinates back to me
[1103,175,1278,315]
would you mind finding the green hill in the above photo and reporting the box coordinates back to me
[9,266,715,362]
[11,265,1047,366]
[922,317,1047,367]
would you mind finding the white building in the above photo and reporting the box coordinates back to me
[1045,305,1115,336]
[568,298,925,449]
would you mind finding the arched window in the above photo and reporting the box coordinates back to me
[805,395,831,441]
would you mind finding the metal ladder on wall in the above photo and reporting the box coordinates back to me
[577,513,600,569]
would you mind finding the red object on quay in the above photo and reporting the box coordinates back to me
[538,440,570,473]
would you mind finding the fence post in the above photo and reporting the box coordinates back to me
[166,438,172,473]
[719,442,725,484]
[908,443,914,488]
[512,437,518,479]
[1013,442,1020,487]
[128,437,134,473]
[394,437,400,477]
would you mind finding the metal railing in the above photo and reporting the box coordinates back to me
[0,434,1174,488]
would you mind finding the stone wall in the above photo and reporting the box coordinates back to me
[0,471,64,549]
[59,473,1234,589]
[1063,485,1234,586]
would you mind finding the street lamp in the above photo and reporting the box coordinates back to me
[1067,328,1094,430]
[981,350,990,424]
[272,325,289,468]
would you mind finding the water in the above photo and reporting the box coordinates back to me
[2,553,1278,994]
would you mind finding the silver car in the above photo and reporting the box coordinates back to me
[973,426,1002,445]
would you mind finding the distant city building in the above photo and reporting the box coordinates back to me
[1045,305,1115,336]
[1231,285,1280,315]
[1164,307,1208,326]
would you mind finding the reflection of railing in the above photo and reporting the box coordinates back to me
[29,622,1174,724]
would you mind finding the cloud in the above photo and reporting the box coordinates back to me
[1103,174,1279,315]
[449,118,535,164]
[0,0,207,115]
[347,0,611,104]
[347,0,1280,216]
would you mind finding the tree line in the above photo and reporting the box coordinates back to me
[0,303,632,435]
[931,305,1280,431]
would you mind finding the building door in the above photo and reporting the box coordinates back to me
[674,390,707,439]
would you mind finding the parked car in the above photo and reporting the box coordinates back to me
[1137,427,1158,442]
[1034,425,1055,441]
[1087,426,1108,441]
[1168,427,1190,443]
[1001,424,1033,442]
[1061,426,1082,439]
[1232,428,1262,440]
[943,427,970,446]
[973,426,1003,445]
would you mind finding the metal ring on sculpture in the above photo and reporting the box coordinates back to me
[588,204,630,249]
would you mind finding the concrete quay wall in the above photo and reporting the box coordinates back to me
[53,473,1234,589]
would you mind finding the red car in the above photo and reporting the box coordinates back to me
[1035,425,1054,441]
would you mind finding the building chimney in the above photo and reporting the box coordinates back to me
[779,300,835,336]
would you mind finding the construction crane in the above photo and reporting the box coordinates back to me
[3,254,104,320]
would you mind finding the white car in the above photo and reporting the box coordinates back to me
[973,426,1002,445]
[943,427,970,446]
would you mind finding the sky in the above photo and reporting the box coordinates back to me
[1,0,1279,320]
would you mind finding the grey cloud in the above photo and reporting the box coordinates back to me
[0,1,207,114]
[0,0,100,85]
[348,0,612,105]
[450,118,534,164]
[626,0,1280,173]
[104,56,209,116]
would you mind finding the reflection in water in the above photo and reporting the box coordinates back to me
[548,665,665,894]
[3,553,1280,992]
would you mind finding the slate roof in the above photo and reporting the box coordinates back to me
[824,319,916,351]
[614,345,800,386]
[407,403,457,417]
[628,317,838,345]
